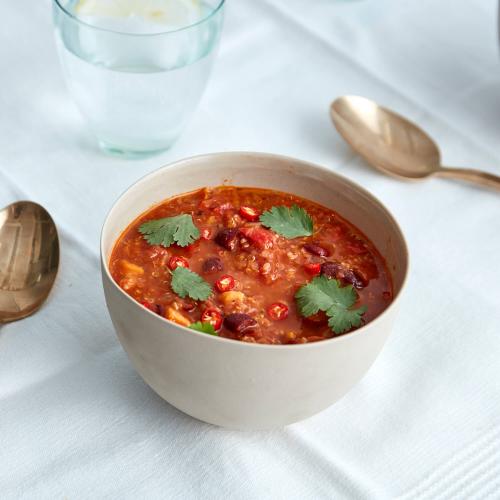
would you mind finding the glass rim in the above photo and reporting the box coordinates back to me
[53,0,225,37]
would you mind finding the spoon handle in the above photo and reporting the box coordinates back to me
[437,167,500,191]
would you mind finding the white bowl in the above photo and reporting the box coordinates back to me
[101,152,409,430]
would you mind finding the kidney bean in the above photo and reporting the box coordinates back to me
[342,269,367,289]
[321,261,366,289]
[224,313,258,333]
[320,261,342,279]
[202,256,224,273]
[215,228,239,251]
[304,243,330,257]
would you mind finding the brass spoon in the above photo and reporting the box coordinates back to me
[330,95,500,190]
[0,202,59,323]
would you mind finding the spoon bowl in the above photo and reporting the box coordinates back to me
[0,201,59,323]
[330,95,500,190]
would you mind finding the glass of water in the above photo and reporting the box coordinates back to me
[53,0,225,157]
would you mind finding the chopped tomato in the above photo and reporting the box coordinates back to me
[168,256,189,270]
[267,302,289,321]
[141,301,155,312]
[239,206,260,222]
[215,275,236,293]
[304,262,321,275]
[201,308,223,330]
[239,226,275,249]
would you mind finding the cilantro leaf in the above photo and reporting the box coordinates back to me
[295,276,366,334]
[171,267,212,301]
[259,205,313,238]
[295,276,357,316]
[189,322,218,335]
[139,214,200,248]
[327,304,367,334]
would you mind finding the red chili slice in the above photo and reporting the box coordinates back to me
[304,262,321,276]
[202,257,224,274]
[168,256,189,270]
[215,275,235,292]
[201,308,223,330]
[239,206,260,222]
[267,302,289,321]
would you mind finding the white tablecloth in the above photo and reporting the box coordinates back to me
[1,1,500,498]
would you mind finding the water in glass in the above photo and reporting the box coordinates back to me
[53,0,223,155]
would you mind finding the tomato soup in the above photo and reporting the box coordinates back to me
[109,186,392,344]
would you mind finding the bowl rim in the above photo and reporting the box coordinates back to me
[101,151,410,350]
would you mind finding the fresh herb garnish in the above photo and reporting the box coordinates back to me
[139,214,200,248]
[189,322,217,335]
[259,205,313,238]
[327,307,366,334]
[171,267,212,301]
[295,276,366,334]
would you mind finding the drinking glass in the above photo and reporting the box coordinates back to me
[53,0,225,157]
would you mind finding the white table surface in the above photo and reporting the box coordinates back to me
[1,1,500,498]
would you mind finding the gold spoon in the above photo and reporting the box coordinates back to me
[0,201,59,323]
[330,95,500,191]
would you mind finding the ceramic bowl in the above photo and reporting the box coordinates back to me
[101,152,409,430]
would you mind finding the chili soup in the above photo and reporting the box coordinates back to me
[109,186,392,344]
